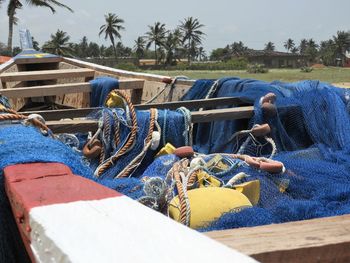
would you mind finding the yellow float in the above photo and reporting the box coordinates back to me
[169,186,256,229]
[105,91,125,108]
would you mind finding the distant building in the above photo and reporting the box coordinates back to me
[233,49,307,68]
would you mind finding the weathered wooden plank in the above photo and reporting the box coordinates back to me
[206,214,350,263]
[0,79,144,98]
[22,97,246,121]
[0,68,95,82]
[45,106,254,133]
[47,119,97,133]
[4,162,254,263]
[14,56,63,65]
[191,106,253,123]
[0,59,15,73]
[62,57,195,86]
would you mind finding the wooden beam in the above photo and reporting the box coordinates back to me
[14,57,63,65]
[206,214,350,263]
[191,106,253,123]
[21,97,246,121]
[0,68,95,83]
[45,106,254,133]
[62,57,195,86]
[4,162,253,263]
[47,119,97,133]
[0,79,144,98]
[0,59,15,74]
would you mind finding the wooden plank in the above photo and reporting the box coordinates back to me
[47,119,97,133]
[62,57,195,86]
[0,79,144,99]
[4,163,254,263]
[21,97,246,121]
[205,214,350,263]
[191,106,253,123]
[14,56,63,65]
[45,106,254,133]
[130,88,143,105]
[0,68,95,83]
[0,59,15,73]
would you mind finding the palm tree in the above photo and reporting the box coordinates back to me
[163,30,183,65]
[305,38,319,63]
[230,41,248,57]
[78,36,89,58]
[179,17,205,64]
[290,47,299,54]
[333,31,350,65]
[99,13,125,60]
[284,38,295,53]
[145,22,167,65]
[264,42,275,51]
[298,39,308,55]
[42,29,73,56]
[197,46,206,61]
[6,0,73,53]
[133,36,146,59]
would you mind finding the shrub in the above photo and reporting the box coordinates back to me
[300,66,313,73]
[115,62,139,71]
[247,63,269,73]
[158,58,248,71]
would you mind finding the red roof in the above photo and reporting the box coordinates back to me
[0,56,11,64]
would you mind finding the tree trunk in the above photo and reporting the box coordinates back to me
[8,14,14,54]
[188,39,191,64]
[154,43,158,65]
[110,38,117,63]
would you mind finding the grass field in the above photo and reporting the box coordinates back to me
[147,68,350,84]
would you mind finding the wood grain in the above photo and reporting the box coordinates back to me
[14,57,63,65]
[62,57,195,86]
[0,59,15,73]
[206,214,350,263]
[0,79,144,98]
[0,68,95,82]
[45,106,254,133]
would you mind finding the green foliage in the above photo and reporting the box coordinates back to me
[264,42,275,51]
[42,29,73,56]
[99,13,125,59]
[300,66,313,73]
[165,58,248,70]
[12,46,21,56]
[115,62,139,71]
[247,63,269,73]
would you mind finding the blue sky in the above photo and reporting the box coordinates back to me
[0,0,349,53]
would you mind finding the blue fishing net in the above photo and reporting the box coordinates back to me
[2,76,350,260]
[180,78,350,230]
[0,125,94,263]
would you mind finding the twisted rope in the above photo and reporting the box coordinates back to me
[99,111,111,164]
[115,108,157,178]
[0,108,51,135]
[113,112,121,148]
[95,90,138,177]
[169,159,191,226]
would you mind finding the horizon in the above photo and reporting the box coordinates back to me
[0,0,349,53]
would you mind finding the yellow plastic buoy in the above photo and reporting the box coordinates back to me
[105,91,125,108]
[234,180,260,206]
[168,187,252,229]
[155,143,176,157]
[197,171,222,188]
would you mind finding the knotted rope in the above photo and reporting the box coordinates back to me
[115,108,157,178]
[94,90,138,177]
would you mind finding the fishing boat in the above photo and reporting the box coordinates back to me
[1,34,350,263]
